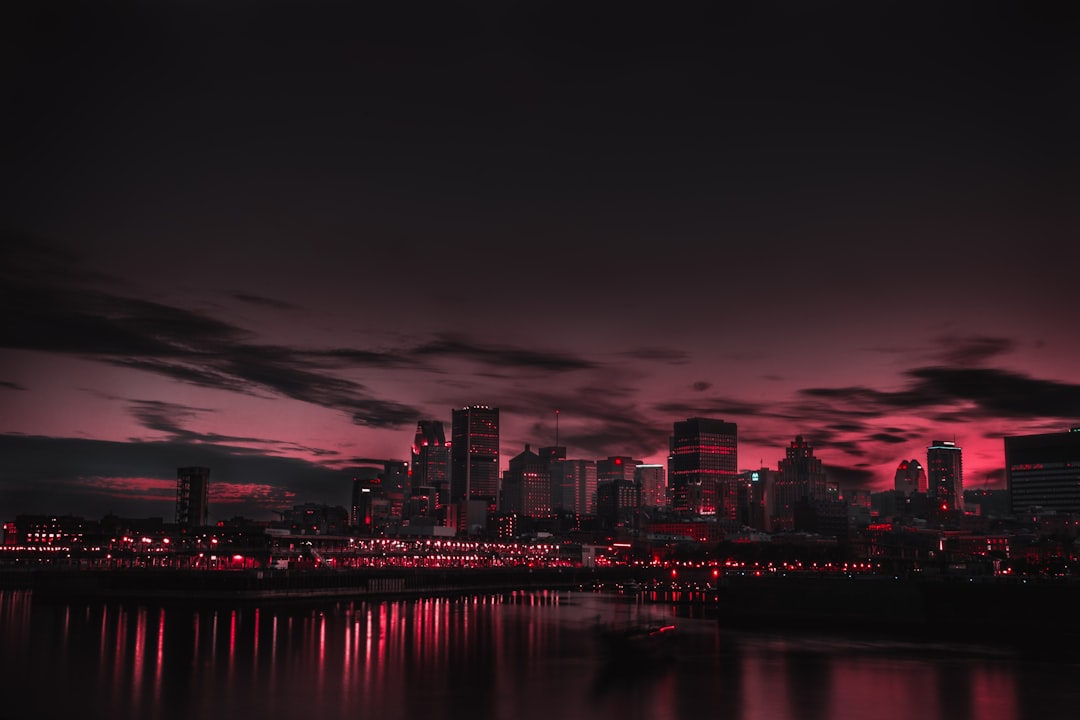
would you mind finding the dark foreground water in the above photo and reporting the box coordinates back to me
[1,588,1077,720]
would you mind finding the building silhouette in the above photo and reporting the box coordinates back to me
[635,463,667,508]
[501,444,551,518]
[927,440,964,516]
[175,466,210,529]
[668,418,738,517]
[411,420,450,512]
[450,405,500,533]
[1005,428,1080,517]
[772,436,831,529]
[894,459,927,496]
[551,459,597,515]
[739,468,775,531]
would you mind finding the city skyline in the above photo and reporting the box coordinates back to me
[3,2,1078,520]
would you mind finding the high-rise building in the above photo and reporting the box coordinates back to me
[739,468,775,531]
[596,456,640,531]
[176,466,210,529]
[635,463,667,508]
[552,459,597,515]
[501,444,551,518]
[1005,428,1080,516]
[597,456,638,484]
[927,440,964,515]
[894,459,927,496]
[668,418,738,517]
[772,436,830,528]
[411,420,450,509]
[450,405,500,534]
[538,445,567,511]
[450,406,500,502]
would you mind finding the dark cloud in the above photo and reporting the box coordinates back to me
[0,433,356,519]
[907,367,1080,418]
[868,433,908,444]
[411,334,596,372]
[691,381,712,392]
[799,366,1080,420]
[0,380,27,391]
[498,385,667,459]
[621,347,690,364]
[231,293,300,311]
[935,335,1016,366]
[824,464,877,489]
[3,264,421,428]
[652,398,768,418]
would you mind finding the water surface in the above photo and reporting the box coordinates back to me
[0,589,1075,720]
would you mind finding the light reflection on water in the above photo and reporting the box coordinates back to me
[0,588,1077,720]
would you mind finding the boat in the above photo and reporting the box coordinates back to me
[594,619,677,662]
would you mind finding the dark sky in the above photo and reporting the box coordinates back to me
[2,1,1078,521]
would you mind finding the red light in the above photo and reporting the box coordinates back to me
[615,458,622,465]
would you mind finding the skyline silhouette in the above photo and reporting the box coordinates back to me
[3,2,1077,520]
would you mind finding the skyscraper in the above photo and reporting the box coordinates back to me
[501,444,551,518]
[894,459,927,496]
[1005,428,1080,516]
[635,463,667,508]
[772,436,830,527]
[176,466,210,529]
[450,405,500,511]
[927,440,964,515]
[411,420,450,509]
[551,459,597,515]
[668,418,738,517]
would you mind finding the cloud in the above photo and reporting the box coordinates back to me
[652,397,768,418]
[620,347,691,364]
[800,366,1080,420]
[0,380,27,391]
[907,367,1080,418]
[497,383,669,459]
[411,334,597,372]
[691,381,712,392]
[3,259,422,428]
[934,335,1015,366]
[0,433,354,519]
[868,432,908,444]
[231,293,300,311]
[825,464,877,489]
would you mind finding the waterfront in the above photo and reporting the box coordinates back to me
[2,588,1078,720]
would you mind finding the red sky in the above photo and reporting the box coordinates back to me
[2,1,1077,520]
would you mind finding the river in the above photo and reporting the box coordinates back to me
[1,588,1076,720]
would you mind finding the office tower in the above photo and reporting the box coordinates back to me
[176,466,210,529]
[538,445,567,510]
[450,405,500,534]
[772,436,830,525]
[927,440,964,514]
[552,459,597,515]
[382,460,409,520]
[1005,428,1080,516]
[635,463,667,508]
[894,459,927,496]
[668,418,738,517]
[597,456,638,484]
[351,466,382,529]
[450,406,500,502]
[501,444,551,518]
[739,468,775,531]
[595,456,640,530]
[411,420,450,509]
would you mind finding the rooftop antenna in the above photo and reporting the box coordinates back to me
[555,409,560,447]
